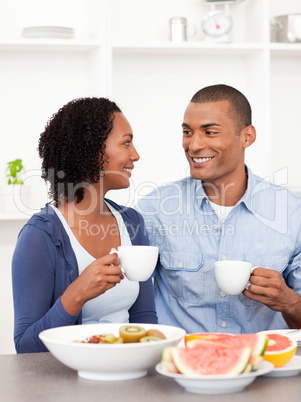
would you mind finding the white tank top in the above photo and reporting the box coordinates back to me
[50,202,139,324]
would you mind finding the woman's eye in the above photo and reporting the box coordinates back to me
[124,141,131,146]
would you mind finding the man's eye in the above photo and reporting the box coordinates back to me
[183,130,192,136]
[206,131,217,135]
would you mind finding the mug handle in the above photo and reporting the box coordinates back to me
[109,248,120,258]
[109,248,125,275]
[247,266,270,287]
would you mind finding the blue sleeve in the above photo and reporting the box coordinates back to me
[12,224,79,353]
[128,211,158,323]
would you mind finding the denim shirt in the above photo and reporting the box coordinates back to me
[136,167,301,334]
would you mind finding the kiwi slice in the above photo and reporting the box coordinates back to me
[139,336,162,342]
[145,329,166,340]
[119,325,147,343]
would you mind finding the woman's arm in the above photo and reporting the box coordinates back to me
[12,225,79,353]
[129,278,157,324]
[127,210,158,324]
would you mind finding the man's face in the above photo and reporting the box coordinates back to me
[182,100,246,187]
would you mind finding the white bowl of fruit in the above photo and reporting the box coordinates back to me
[39,323,185,381]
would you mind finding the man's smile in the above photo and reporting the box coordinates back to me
[191,156,214,164]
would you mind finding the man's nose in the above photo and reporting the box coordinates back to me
[189,133,206,152]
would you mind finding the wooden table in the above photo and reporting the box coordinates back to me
[1,352,300,402]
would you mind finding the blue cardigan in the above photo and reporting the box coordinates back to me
[12,200,157,353]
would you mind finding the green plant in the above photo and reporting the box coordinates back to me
[6,159,24,184]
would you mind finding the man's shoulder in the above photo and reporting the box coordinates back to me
[136,177,198,218]
[246,171,301,222]
[251,172,301,201]
[143,176,196,197]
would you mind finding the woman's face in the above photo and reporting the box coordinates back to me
[102,112,140,191]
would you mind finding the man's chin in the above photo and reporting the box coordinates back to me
[190,168,207,181]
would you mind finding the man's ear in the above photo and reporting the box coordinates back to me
[241,125,256,149]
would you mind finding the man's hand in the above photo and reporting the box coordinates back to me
[242,267,301,328]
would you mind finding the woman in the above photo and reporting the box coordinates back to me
[12,97,157,353]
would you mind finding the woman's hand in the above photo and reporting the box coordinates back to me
[61,253,123,316]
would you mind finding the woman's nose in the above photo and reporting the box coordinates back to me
[131,144,140,161]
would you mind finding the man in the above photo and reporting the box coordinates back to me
[137,84,301,334]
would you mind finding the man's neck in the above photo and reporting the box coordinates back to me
[202,172,248,207]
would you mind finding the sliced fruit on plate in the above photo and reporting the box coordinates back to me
[184,332,234,346]
[170,343,252,376]
[260,331,297,368]
[185,333,268,372]
[161,346,180,373]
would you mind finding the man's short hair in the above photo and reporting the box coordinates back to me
[190,84,252,133]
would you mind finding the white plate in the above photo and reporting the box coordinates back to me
[155,361,274,394]
[264,355,301,377]
[22,26,74,39]
[283,330,301,346]
[23,26,74,32]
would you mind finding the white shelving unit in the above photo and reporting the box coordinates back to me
[0,0,300,217]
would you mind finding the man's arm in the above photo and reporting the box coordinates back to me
[243,267,301,328]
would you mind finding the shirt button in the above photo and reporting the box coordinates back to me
[213,224,218,230]
[206,199,209,204]
[222,256,227,261]
[178,262,183,268]
[221,322,227,328]
[220,292,226,297]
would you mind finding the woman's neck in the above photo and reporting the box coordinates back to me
[56,184,109,228]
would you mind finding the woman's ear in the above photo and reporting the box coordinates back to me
[241,125,256,149]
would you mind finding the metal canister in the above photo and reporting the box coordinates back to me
[169,17,187,42]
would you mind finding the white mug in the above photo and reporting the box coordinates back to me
[214,260,256,296]
[110,246,158,281]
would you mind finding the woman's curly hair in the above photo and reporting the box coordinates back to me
[38,97,121,204]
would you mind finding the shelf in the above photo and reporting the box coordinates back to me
[0,39,100,52]
[112,41,265,55]
[270,43,301,55]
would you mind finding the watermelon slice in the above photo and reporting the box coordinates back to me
[161,346,180,373]
[186,333,268,371]
[171,344,252,376]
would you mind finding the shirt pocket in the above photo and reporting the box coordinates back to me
[239,255,288,307]
[159,251,205,305]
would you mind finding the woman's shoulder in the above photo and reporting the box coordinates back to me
[20,204,67,243]
[104,198,143,224]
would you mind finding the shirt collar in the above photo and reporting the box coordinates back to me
[237,165,257,212]
[194,165,256,211]
[195,179,208,209]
